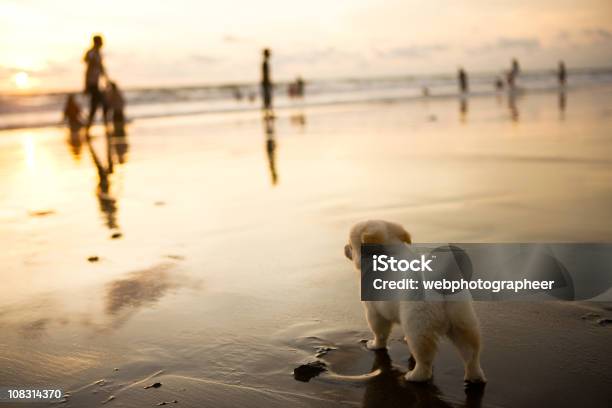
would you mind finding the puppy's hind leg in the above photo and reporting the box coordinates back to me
[448,324,487,384]
[403,332,437,382]
[365,307,392,350]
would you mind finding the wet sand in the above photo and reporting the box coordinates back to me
[1,87,612,407]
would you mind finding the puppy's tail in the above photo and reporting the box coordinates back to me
[321,368,382,383]
[294,360,382,384]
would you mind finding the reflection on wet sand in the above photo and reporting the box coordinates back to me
[1,262,194,338]
[86,133,118,230]
[290,113,306,128]
[263,114,278,185]
[508,90,520,122]
[112,135,129,164]
[101,263,200,331]
[558,90,567,120]
[104,264,179,327]
[67,129,83,159]
[20,317,51,340]
[84,127,129,232]
[459,97,468,123]
[362,350,484,408]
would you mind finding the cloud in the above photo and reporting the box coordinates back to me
[222,35,244,43]
[497,37,540,50]
[276,47,361,65]
[190,54,219,63]
[467,36,540,54]
[582,28,612,42]
[376,44,450,59]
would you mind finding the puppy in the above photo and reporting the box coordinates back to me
[344,220,486,383]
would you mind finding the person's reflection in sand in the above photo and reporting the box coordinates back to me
[508,90,520,123]
[102,264,200,331]
[107,117,130,166]
[67,129,83,159]
[20,318,51,340]
[105,265,176,322]
[112,135,130,164]
[86,134,119,230]
[558,90,567,120]
[459,97,468,124]
[263,114,278,185]
[362,350,484,408]
[290,113,306,128]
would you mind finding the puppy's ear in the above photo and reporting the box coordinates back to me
[344,244,352,260]
[402,230,412,244]
[361,227,384,244]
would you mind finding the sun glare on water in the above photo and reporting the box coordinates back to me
[13,71,31,90]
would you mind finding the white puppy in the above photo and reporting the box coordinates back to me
[344,220,486,383]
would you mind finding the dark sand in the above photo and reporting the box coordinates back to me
[1,87,612,407]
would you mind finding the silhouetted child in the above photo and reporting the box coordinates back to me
[105,81,126,136]
[495,77,504,91]
[63,94,82,132]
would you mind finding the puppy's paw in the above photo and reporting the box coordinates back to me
[365,340,387,350]
[464,372,487,384]
[404,367,432,382]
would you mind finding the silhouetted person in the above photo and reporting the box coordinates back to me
[261,48,273,112]
[63,94,82,132]
[511,58,520,77]
[506,70,516,91]
[84,35,108,131]
[289,76,305,98]
[105,81,126,136]
[296,76,305,97]
[558,61,567,87]
[232,86,243,101]
[458,67,468,94]
[506,58,520,91]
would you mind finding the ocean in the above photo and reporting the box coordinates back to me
[1,67,611,131]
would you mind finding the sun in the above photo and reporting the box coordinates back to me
[13,71,30,89]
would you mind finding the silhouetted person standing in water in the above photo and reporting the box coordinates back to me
[507,58,520,91]
[84,35,107,131]
[261,48,273,113]
[511,58,520,77]
[458,67,468,94]
[558,61,567,87]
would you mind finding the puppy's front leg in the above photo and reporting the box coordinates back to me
[364,305,391,350]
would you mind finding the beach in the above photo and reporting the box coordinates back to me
[1,85,612,407]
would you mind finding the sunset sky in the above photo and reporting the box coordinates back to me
[1,0,611,92]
